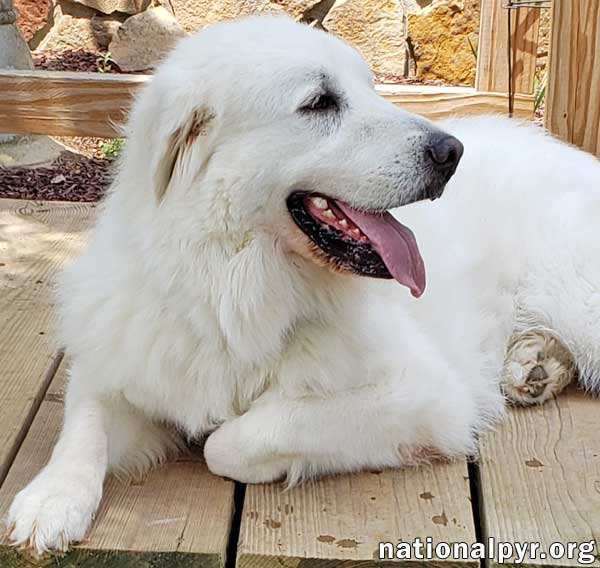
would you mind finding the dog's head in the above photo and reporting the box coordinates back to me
[126,16,462,299]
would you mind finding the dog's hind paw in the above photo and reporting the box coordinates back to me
[501,330,577,406]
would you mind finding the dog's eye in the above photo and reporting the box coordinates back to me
[299,93,338,113]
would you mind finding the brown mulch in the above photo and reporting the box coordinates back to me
[0,152,113,202]
[33,49,125,74]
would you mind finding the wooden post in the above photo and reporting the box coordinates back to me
[476,0,541,96]
[545,0,600,156]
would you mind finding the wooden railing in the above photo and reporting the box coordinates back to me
[0,0,546,139]
[0,71,537,138]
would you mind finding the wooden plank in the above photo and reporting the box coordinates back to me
[476,0,541,95]
[545,0,600,156]
[0,359,236,567]
[238,462,477,567]
[0,199,94,486]
[0,70,147,138]
[0,70,535,139]
[478,387,600,567]
[378,85,534,120]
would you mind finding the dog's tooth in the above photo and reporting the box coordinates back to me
[352,228,361,235]
[339,219,348,228]
[323,209,335,219]
[311,197,328,209]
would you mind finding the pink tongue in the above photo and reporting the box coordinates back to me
[336,201,426,297]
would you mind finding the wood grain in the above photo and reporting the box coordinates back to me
[378,85,534,121]
[238,461,477,567]
[0,360,236,567]
[0,199,94,485]
[0,70,535,139]
[476,0,541,95]
[545,0,600,156]
[478,387,600,567]
[0,70,147,138]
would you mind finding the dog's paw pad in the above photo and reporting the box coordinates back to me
[501,330,577,406]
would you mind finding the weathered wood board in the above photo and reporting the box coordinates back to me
[0,70,534,138]
[476,0,541,95]
[0,200,94,485]
[546,0,600,156]
[478,387,600,567]
[238,461,478,567]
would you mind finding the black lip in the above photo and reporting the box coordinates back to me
[286,192,393,279]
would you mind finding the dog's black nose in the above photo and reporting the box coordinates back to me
[426,135,464,173]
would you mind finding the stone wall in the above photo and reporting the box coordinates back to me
[13,0,551,86]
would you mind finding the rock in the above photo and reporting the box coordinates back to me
[0,22,33,70]
[0,4,34,142]
[537,8,551,67]
[35,0,102,52]
[0,135,69,167]
[157,0,322,34]
[109,6,186,72]
[275,0,322,20]
[14,0,52,45]
[402,0,433,12]
[407,0,479,86]
[91,14,122,48]
[323,0,408,80]
[37,13,103,52]
[70,0,152,15]
[159,0,283,34]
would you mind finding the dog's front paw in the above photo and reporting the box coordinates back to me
[501,330,577,405]
[204,419,290,483]
[5,472,102,555]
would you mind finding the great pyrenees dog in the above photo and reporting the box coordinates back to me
[7,16,600,553]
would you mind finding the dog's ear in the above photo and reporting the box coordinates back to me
[155,107,215,202]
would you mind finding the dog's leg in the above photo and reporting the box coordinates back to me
[5,396,108,554]
[500,330,577,405]
[5,385,182,554]
[204,381,478,484]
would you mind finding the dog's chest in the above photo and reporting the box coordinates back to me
[119,345,270,436]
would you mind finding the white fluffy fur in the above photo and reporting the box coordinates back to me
[7,16,600,554]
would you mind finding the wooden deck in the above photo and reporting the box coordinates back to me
[0,198,599,567]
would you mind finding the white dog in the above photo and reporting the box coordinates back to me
[7,16,600,554]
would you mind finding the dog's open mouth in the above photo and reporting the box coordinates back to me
[287,192,426,297]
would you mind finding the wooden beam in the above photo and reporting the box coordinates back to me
[0,70,534,139]
[476,0,541,95]
[378,84,534,121]
[0,70,147,138]
[545,0,600,156]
